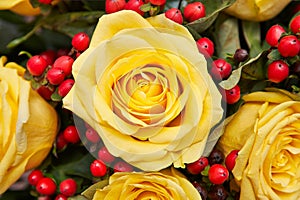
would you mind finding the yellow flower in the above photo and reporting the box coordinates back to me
[0,57,58,194]
[63,10,223,171]
[89,168,201,200]
[218,91,300,200]
[0,0,40,16]
[225,0,291,21]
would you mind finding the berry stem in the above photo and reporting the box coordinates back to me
[177,0,183,10]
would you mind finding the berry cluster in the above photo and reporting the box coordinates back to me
[184,148,239,200]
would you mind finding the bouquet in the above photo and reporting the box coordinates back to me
[0,0,299,199]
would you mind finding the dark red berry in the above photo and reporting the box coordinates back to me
[292,61,300,76]
[210,59,232,80]
[58,79,75,97]
[278,35,300,57]
[208,184,228,200]
[149,0,166,6]
[225,150,239,171]
[53,56,74,76]
[265,24,285,47]
[90,160,107,177]
[71,32,90,52]
[186,157,209,175]
[56,132,68,150]
[165,8,183,24]
[46,68,65,85]
[290,15,300,34]
[36,177,57,196]
[105,0,126,14]
[208,149,225,166]
[40,50,56,65]
[114,161,133,172]
[85,128,101,143]
[63,125,80,144]
[27,55,48,76]
[225,85,240,104]
[196,37,214,57]
[37,85,54,100]
[184,2,206,22]
[208,164,229,185]
[98,146,115,163]
[124,0,144,16]
[268,60,289,83]
[57,49,69,57]
[192,181,208,200]
[38,0,53,4]
[28,169,44,186]
[59,178,77,197]
[233,48,249,63]
[55,194,68,200]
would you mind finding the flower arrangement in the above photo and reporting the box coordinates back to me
[0,0,299,199]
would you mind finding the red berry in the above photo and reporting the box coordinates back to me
[105,0,126,14]
[186,157,209,175]
[124,0,144,16]
[38,0,53,4]
[98,146,115,163]
[58,79,75,97]
[225,85,240,104]
[225,150,239,171]
[28,169,44,186]
[290,15,300,34]
[85,128,101,143]
[36,177,57,196]
[59,178,77,197]
[267,60,289,83]
[208,164,229,185]
[114,161,133,172]
[37,85,54,100]
[55,194,68,200]
[46,68,65,85]
[149,0,166,6]
[265,24,286,47]
[56,132,68,150]
[90,160,107,177]
[71,32,90,52]
[40,50,57,65]
[278,35,300,57]
[27,55,48,76]
[165,8,183,24]
[210,59,232,80]
[63,125,80,144]
[53,56,74,76]
[196,37,214,57]
[184,2,206,23]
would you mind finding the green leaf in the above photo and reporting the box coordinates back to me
[69,195,89,200]
[51,89,63,102]
[267,49,281,61]
[242,21,264,57]
[82,180,109,199]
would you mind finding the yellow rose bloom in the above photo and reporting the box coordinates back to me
[225,0,291,21]
[63,10,223,171]
[0,0,40,16]
[218,91,300,200]
[0,57,58,194]
[90,168,201,200]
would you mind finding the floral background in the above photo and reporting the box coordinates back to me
[0,0,300,199]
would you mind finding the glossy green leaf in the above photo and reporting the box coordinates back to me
[242,21,263,57]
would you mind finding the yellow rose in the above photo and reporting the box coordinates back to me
[225,0,291,21]
[87,168,201,200]
[0,0,40,16]
[63,10,223,171]
[0,57,58,194]
[218,91,300,200]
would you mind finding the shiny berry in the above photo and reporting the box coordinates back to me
[36,177,57,196]
[208,184,228,200]
[225,85,240,104]
[114,161,133,172]
[196,37,214,57]
[53,56,74,76]
[225,150,239,171]
[124,0,144,16]
[265,24,285,47]
[58,79,75,97]
[55,194,68,200]
[210,59,232,80]
[46,68,65,85]
[278,35,300,57]
[59,178,77,197]
[27,55,48,76]
[267,60,289,83]
[56,132,68,150]
[184,2,206,22]
[208,148,225,166]
[90,160,107,177]
[71,32,90,52]
[290,15,300,34]
[192,181,208,200]
[38,0,53,4]
[28,169,44,186]
[40,50,56,65]
[98,146,115,163]
[208,164,229,185]
[149,0,166,6]
[105,0,126,14]
[85,128,101,143]
[186,157,209,175]
[165,8,183,24]
[63,125,80,144]
[37,85,54,100]
[233,48,249,63]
